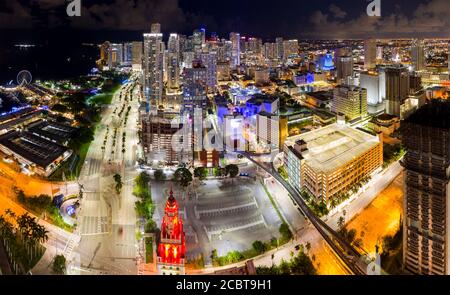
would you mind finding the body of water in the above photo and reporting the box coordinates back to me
[0,43,98,86]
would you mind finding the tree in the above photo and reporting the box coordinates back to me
[337,216,345,230]
[113,174,123,194]
[194,167,208,180]
[290,252,317,275]
[154,169,166,181]
[173,168,193,187]
[225,164,239,178]
[277,166,288,180]
[279,223,293,243]
[252,240,266,255]
[52,255,67,275]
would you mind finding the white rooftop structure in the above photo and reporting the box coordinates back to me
[285,123,380,173]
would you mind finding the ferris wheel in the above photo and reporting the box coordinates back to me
[16,70,33,86]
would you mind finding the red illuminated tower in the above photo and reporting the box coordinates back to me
[157,189,186,275]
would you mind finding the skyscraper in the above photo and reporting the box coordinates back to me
[167,33,181,92]
[402,100,450,275]
[276,37,284,61]
[382,65,410,117]
[131,41,143,71]
[182,61,208,111]
[200,52,217,89]
[230,32,241,68]
[360,71,384,106]
[364,39,377,70]
[143,29,164,109]
[411,39,425,71]
[336,55,354,82]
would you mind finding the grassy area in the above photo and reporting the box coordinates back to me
[260,180,286,224]
[88,84,121,106]
[15,190,74,232]
[49,136,92,181]
[145,237,153,263]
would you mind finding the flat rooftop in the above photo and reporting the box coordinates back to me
[27,120,77,144]
[286,123,380,173]
[0,130,69,168]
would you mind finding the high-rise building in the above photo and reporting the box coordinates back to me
[336,55,354,82]
[332,85,368,121]
[364,39,377,69]
[360,71,384,106]
[157,189,186,275]
[276,37,284,61]
[123,42,133,65]
[264,42,277,60]
[411,39,425,71]
[108,43,123,69]
[382,65,410,117]
[151,23,161,34]
[402,100,450,275]
[167,34,181,92]
[97,41,110,70]
[141,113,181,164]
[230,32,241,68]
[131,41,143,70]
[283,40,299,60]
[200,52,217,89]
[143,30,165,109]
[182,61,208,111]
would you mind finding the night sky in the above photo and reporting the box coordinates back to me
[1,0,450,44]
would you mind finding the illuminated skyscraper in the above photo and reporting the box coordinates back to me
[157,189,186,275]
[276,37,284,61]
[143,30,164,109]
[402,100,450,275]
[411,39,425,71]
[200,52,217,88]
[364,39,377,70]
[283,40,299,60]
[167,33,181,92]
[131,41,143,71]
[382,64,410,117]
[230,32,241,68]
[336,55,354,82]
[182,61,208,111]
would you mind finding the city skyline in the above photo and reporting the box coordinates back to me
[2,0,450,283]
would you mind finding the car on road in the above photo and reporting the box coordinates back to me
[239,172,250,177]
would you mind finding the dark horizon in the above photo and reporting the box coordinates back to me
[1,0,450,45]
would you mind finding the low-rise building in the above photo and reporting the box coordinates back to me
[0,130,72,177]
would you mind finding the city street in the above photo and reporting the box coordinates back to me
[73,76,141,275]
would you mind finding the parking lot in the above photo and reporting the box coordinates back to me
[152,175,283,265]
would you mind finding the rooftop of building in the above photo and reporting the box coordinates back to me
[405,100,450,129]
[306,90,333,102]
[27,120,77,144]
[0,130,69,168]
[285,123,380,173]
